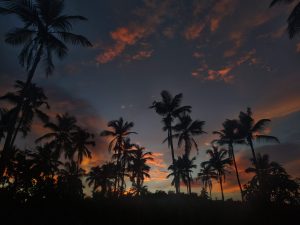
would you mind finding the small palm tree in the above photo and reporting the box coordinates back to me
[181,154,197,194]
[239,108,279,187]
[36,113,78,159]
[173,113,206,156]
[198,164,218,198]
[213,119,245,201]
[270,0,300,38]
[0,0,92,177]
[71,128,95,164]
[201,145,232,201]
[150,90,191,193]
[100,117,136,192]
[129,145,153,196]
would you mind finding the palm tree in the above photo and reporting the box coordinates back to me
[71,128,95,164]
[244,153,299,203]
[173,113,206,156]
[0,80,49,147]
[180,154,197,194]
[213,119,245,201]
[100,117,136,192]
[201,145,232,201]
[36,113,78,159]
[238,108,279,187]
[270,0,300,38]
[28,144,62,179]
[198,164,217,198]
[129,145,153,196]
[58,161,85,199]
[0,0,92,177]
[150,90,191,193]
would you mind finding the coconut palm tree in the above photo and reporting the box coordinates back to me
[36,113,78,159]
[71,128,95,164]
[100,118,136,192]
[129,145,153,196]
[0,0,92,176]
[150,90,191,193]
[238,108,279,187]
[213,119,245,201]
[201,145,232,201]
[198,164,217,198]
[0,80,49,147]
[270,0,300,38]
[180,154,197,194]
[173,113,206,156]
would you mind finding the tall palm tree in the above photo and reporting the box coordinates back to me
[100,117,136,192]
[71,128,95,164]
[201,145,232,201]
[238,108,279,187]
[150,90,191,193]
[129,145,153,196]
[198,165,217,198]
[173,113,206,156]
[270,0,300,38]
[213,119,245,201]
[0,0,92,177]
[36,113,78,159]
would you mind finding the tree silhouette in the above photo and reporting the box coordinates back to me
[129,145,153,196]
[100,117,136,194]
[270,0,300,38]
[36,113,78,159]
[213,119,245,201]
[150,90,191,193]
[71,128,95,164]
[201,145,232,201]
[198,164,217,198]
[0,0,92,177]
[239,108,279,191]
[244,153,300,204]
[0,80,49,148]
[173,113,205,156]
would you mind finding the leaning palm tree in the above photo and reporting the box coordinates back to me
[213,119,245,201]
[238,108,279,187]
[129,145,153,196]
[36,113,78,159]
[270,0,300,38]
[71,128,95,164]
[100,118,136,192]
[198,164,218,198]
[0,0,92,177]
[150,90,191,193]
[201,145,232,201]
[173,113,206,156]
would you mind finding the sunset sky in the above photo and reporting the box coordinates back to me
[1,0,300,200]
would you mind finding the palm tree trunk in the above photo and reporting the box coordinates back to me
[0,44,43,177]
[219,173,224,201]
[229,143,244,201]
[168,126,179,194]
[187,173,191,194]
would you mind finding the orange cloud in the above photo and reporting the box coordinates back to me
[184,23,205,40]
